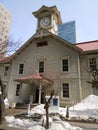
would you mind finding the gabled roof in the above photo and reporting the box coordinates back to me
[30,27,83,54]
[15,72,53,84]
[0,28,84,63]
[75,40,98,53]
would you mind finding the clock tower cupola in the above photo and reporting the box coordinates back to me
[32,5,62,35]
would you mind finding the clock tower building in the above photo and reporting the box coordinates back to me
[33,5,62,35]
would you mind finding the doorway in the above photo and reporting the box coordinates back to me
[35,87,45,103]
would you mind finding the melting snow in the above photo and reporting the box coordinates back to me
[5,94,98,130]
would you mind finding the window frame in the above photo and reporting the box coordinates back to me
[4,64,10,76]
[18,63,24,74]
[15,84,21,96]
[36,41,48,47]
[38,60,45,74]
[61,57,69,73]
[61,82,70,98]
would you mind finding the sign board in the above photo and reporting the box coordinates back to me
[45,96,59,113]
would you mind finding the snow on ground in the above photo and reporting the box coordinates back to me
[70,95,98,119]
[57,95,98,120]
[6,115,82,130]
[4,98,10,109]
[71,95,98,110]
[5,95,98,130]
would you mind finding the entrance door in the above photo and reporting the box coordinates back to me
[35,87,44,103]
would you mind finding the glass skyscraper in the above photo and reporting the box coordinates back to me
[58,21,76,44]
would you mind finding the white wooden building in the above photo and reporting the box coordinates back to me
[0,5,98,106]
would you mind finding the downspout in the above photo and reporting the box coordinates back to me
[77,54,82,101]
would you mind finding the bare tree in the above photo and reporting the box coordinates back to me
[87,69,98,89]
[6,37,22,55]
[0,37,22,58]
[44,90,54,129]
[38,87,55,129]
[0,37,21,124]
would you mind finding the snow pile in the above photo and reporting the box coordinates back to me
[5,94,98,130]
[4,98,10,109]
[71,95,98,110]
[30,104,45,115]
[6,116,82,130]
[69,95,98,119]
[59,95,98,119]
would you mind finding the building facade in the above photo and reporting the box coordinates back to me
[0,3,12,56]
[0,5,98,106]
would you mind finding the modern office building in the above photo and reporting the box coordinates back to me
[58,21,76,44]
[0,3,12,57]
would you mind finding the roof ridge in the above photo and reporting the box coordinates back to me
[76,40,98,45]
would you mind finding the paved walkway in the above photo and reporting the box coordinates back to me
[69,121,98,129]
[6,108,26,116]
[0,125,24,130]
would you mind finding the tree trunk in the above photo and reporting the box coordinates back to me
[45,103,49,129]
[0,94,5,124]
[44,90,54,129]
[0,76,5,125]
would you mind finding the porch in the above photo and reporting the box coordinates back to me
[15,72,53,104]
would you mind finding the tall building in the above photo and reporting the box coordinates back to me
[58,21,76,44]
[0,3,12,57]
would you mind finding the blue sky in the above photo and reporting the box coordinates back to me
[1,0,98,44]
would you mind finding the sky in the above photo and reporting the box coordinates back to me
[1,0,98,44]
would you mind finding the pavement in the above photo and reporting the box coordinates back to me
[0,125,24,130]
[69,121,98,129]
[6,108,26,116]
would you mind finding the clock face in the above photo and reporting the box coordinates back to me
[40,17,50,27]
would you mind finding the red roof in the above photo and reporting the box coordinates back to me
[16,74,43,81]
[15,73,52,84]
[75,40,98,51]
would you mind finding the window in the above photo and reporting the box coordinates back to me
[62,59,69,72]
[19,64,24,74]
[89,58,97,71]
[36,41,48,47]
[4,84,7,97]
[4,66,9,76]
[62,83,69,98]
[39,61,44,73]
[16,84,21,96]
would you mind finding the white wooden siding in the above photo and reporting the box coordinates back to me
[0,37,84,105]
